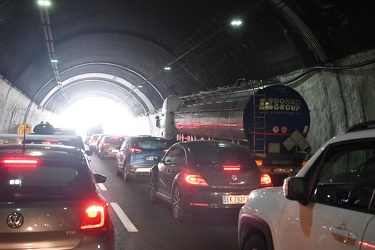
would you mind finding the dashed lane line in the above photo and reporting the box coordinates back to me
[97,183,107,191]
[110,202,139,232]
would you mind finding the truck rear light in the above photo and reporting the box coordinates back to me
[255,160,263,166]
[223,165,241,171]
[130,148,142,153]
[260,174,272,186]
[184,174,208,186]
[80,203,107,231]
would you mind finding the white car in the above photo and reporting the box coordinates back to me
[238,121,375,250]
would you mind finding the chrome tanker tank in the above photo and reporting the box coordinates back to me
[174,84,310,154]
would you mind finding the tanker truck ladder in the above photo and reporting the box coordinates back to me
[252,81,266,154]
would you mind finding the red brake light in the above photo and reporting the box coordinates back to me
[80,204,106,230]
[44,139,59,144]
[130,148,142,153]
[223,165,241,171]
[184,174,208,186]
[260,174,272,186]
[163,149,168,153]
[2,159,38,167]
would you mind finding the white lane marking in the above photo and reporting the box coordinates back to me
[110,202,138,232]
[97,183,107,191]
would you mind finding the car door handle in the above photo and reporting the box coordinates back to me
[329,224,357,241]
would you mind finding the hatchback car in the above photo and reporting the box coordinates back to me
[0,144,114,249]
[238,121,375,250]
[149,140,272,222]
[98,135,124,159]
[88,133,100,151]
[116,136,168,182]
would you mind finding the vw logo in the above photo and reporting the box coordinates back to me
[7,212,24,229]
[231,175,238,181]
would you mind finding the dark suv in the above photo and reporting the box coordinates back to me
[116,136,168,182]
[0,144,114,249]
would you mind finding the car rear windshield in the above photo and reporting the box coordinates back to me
[0,160,93,202]
[104,136,123,145]
[134,139,167,150]
[190,146,257,167]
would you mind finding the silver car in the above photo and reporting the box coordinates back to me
[0,144,114,249]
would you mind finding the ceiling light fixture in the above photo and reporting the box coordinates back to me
[230,19,242,26]
[51,59,58,63]
[164,66,171,71]
[37,0,51,6]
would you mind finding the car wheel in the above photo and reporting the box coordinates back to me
[124,168,131,182]
[243,235,267,250]
[172,185,191,222]
[149,175,158,203]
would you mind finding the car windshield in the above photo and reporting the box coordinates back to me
[0,161,93,202]
[135,139,167,150]
[190,146,257,167]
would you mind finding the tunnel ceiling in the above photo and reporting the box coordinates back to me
[0,0,374,117]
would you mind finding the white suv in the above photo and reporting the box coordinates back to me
[238,121,375,250]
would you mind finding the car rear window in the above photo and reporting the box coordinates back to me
[105,136,123,145]
[190,146,257,168]
[135,139,167,150]
[0,160,93,202]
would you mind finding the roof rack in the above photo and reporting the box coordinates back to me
[345,120,375,133]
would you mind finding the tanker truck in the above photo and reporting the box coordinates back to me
[156,83,311,186]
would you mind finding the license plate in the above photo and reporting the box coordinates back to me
[111,149,118,153]
[274,168,293,173]
[146,156,155,161]
[222,195,249,204]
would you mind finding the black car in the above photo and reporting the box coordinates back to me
[149,140,272,222]
[0,144,114,249]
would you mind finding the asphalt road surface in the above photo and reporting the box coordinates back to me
[89,153,240,250]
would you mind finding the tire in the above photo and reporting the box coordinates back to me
[124,167,131,182]
[172,185,191,222]
[243,235,267,250]
[149,175,158,203]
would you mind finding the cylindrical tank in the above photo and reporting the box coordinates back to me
[174,84,310,154]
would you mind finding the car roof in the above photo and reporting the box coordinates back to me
[175,140,244,148]
[129,135,166,140]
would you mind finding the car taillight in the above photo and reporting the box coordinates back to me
[80,203,107,231]
[130,148,142,153]
[163,149,168,153]
[184,174,208,186]
[223,165,241,171]
[260,173,272,187]
[2,159,38,167]
[255,160,263,167]
[103,142,110,147]
[301,160,308,167]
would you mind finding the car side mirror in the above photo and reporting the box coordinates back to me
[283,177,309,205]
[94,173,107,184]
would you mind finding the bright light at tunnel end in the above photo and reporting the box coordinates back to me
[57,98,133,135]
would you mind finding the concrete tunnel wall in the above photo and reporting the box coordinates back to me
[1,49,374,153]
